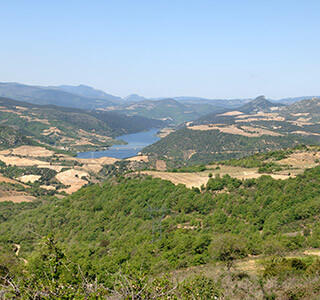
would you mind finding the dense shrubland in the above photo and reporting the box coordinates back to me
[1,160,320,297]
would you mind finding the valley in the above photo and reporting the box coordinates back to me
[1,87,320,299]
[2,2,320,298]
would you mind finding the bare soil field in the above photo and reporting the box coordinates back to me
[139,171,209,188]
[0,175,26,186]
[279,151,320,168]
[17,175,42,183]
[0,154,49,167]
[11,146,54,157]
[139,165,296,188]
[77,157,119,165]
[216,111,244,116]
[157,128,175,138]
[41,127,63,136]
[156,160,167,171]
[0,195,37,203]
[188,124,282,137]
[56,169,89,194]
[126,155,149,162]
[40,185,56,191]
[80,163,103,173]
[19,115,50,124]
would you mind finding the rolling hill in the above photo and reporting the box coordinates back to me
[0,82,118,110]
[105,98,224,124]
[0,96,164,152]
[0,126,37,149]
[50,84,123,102]
[1,152,320,297]
[142,96,320,167]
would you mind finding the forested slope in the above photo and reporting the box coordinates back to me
[0,96,164,151]
[2,166,320,276]
[143,97,320,166]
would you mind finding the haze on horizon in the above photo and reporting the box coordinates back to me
[1,0,319,100]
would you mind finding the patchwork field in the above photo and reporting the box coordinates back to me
[188,124,282,137]
[139,148,320,188]
[0,145,120,197]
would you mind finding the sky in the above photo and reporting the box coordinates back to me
[0,0,320,99]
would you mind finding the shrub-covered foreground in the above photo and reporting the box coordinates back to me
[1,165,320,298]
[1,240,320,299]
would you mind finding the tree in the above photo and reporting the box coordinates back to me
[209,233,247,270]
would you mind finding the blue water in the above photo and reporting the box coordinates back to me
[77,128,160,159]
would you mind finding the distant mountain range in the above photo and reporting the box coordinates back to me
[0,82,320,126]
[0,82,117,110]
[50,84,122,102]
[1,82,319,108]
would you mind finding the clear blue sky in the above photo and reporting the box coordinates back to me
[1,0,319,99]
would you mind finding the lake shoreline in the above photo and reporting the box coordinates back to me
[76,128,160,159]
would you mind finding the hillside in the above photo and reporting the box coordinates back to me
[1,156,320,297]
[143,96,320,166]
[105,98,224,124]
[238,95,284,113]
[0,82,118,109]
[0,126,36,149]
[0,96,164,152]
[51,84,123,102]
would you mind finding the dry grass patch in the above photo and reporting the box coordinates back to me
[0,155,49,167]
[126,155,149,162]
[11,146,54,157]
[139,165,294,188]
[0,175,27,187]
[19,115,50,124]
[140,171,209,188]
[0,195,37,203]
[17,175,41,183]
[216,111,244,116]
[157,128,175,138]
[188,124,282,137]
[279,152,320,168]
[41,127,63,136]
[56,169,89,194]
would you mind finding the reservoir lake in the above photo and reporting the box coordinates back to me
[77,128,160,159]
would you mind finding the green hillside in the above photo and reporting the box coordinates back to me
[1,160,320,297]
[0,97,164,151]
[142,127,313,166]
[0,82,118,109]
[143,97,320,166]
[0,126,37,149]
[108,98,224,125]
[2,165,320,272]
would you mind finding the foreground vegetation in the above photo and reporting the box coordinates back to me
[1,157,320,297]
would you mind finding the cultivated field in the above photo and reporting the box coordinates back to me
[188,124,282,137]
[0,195,37,203]
[139,165,295,189]
[56,169,89,194]
[0,145,120,195]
